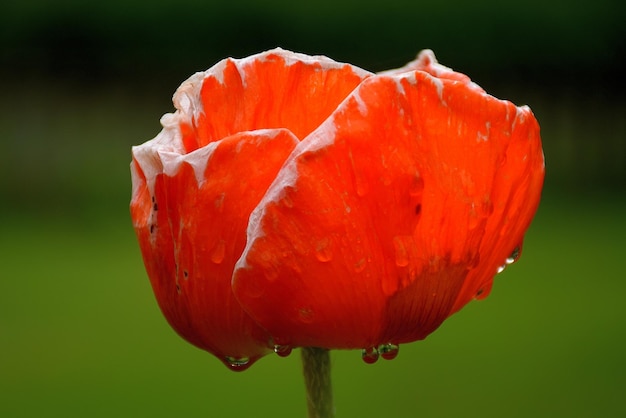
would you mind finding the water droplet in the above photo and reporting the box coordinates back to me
[506,246,522,265]
[349,151,369,197]
[469,199,494,229]
[210,239,226,264]
[354,258,367,273]
[273,345,292,357]
[361,347,379,364]
[355,177,368,197]
[393,236,411,267]
[214,193,225,212]
[378,343,399,360]
[315,237,333,262]
[496,245,522,274]
[224,356,251,371]
[408,172,424,197]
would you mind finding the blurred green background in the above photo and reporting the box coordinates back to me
[1,0,625,417]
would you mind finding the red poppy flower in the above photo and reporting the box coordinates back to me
[131,48,544,370]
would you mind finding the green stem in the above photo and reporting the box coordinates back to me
[301,347,334,418]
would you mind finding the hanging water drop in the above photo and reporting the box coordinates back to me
[274,344,293,358]
[506,246,521,265]
[497,246,522,274]
[361,346,379,364]
[378,343,399,360]
[224,356,251,371]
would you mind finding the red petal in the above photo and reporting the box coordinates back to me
[233,69,544,349]
[175,48,370,153]
[131,129,299,369]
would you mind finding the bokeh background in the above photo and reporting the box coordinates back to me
[2,0,625,417]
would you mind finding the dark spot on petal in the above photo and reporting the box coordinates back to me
[415,204,421,215]
[183,270,188,279]
[176,283,181,294]
[475,288,484,297]
[153,202,158,211]
[150,224,155,233]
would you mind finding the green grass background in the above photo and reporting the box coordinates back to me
[1,1,625,417]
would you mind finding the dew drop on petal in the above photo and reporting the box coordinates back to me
[408,171,424,197]
[378,343,399,360]
[214,193,225,213]
[210,239,226,264]
[354,258,367,273]
[273,344,293,357]
[355,177,368,197]
[314,237,333,262]
[393,236,411,267]
[348,151,369,197]
[224,356,251,371]
[361,347,379,364]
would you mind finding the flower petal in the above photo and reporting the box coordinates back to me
[174,48,372,153]
[131,128,299,369]
[233,66,544,349]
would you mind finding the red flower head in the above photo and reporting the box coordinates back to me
[131,48,544,370]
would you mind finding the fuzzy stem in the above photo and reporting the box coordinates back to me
[301,347,334,418]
